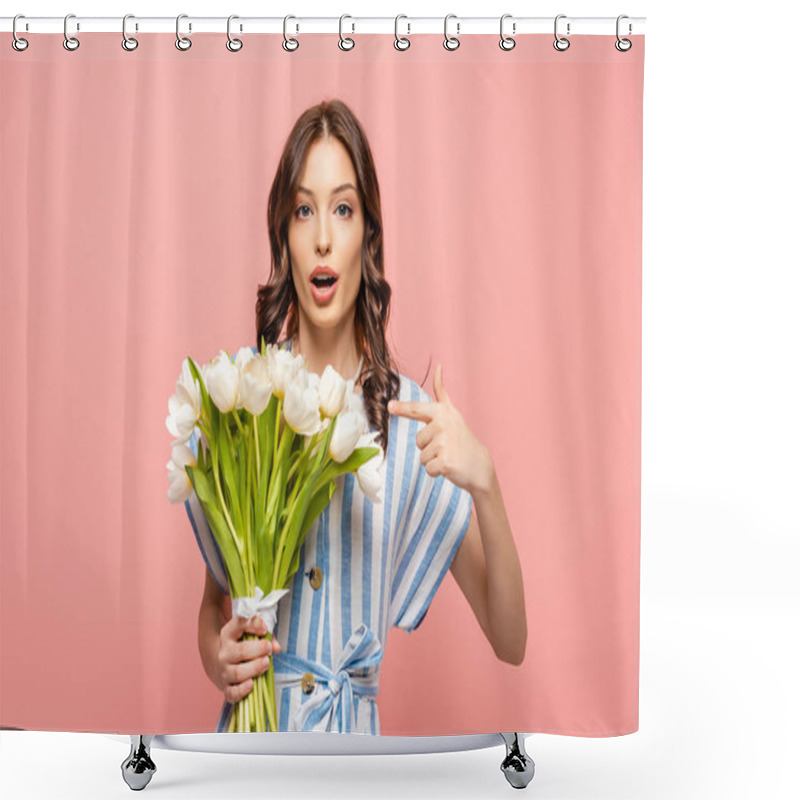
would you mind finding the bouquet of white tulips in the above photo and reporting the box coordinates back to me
[166,341,384,732]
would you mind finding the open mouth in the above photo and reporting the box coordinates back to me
[311,276,338,289]
[310,274,338,303]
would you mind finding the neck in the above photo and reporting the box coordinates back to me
[292,325,363,386]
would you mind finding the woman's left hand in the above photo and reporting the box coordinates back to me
[388,363,493,495]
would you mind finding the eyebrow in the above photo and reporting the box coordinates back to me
[297,183,357,197]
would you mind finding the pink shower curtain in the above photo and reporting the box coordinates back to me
[1,31,643,736]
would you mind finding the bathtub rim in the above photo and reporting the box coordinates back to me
[103,731,528,756]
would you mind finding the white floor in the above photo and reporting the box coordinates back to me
[2,598,798,799]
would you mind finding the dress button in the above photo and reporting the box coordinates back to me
[301,673,315,694]
[308,566,322,590]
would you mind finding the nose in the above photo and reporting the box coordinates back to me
[315,216,331,256]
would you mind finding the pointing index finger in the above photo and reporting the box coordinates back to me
[388,399,435,422]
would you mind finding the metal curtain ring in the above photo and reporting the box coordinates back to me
[443,13,460,51]
[283,15,299,51]
[122,14,138,51]
[227,15,243,52]
[63,13,80,51]
[12,14,29,52]
[394,14,410,51]
[339,14,355,51]
[175,14,192,50]
[175,13,191,51]
[499,14,516,51]
[615,14,632,52]
[553,14,570,51]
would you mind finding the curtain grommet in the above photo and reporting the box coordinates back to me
[226,14,243,52]
[339,14,355,51]
[283,15,299,52]
[121,14,139,51]
[175,14,192,51]
[553,14,570,51]
[63,13,80,51]
[394,14,411,51]
[443,13,460,51]
[499,14,516,51]
[11,14,29,52]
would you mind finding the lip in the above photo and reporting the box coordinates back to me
[309,265,339,305]
[311,265,339,280]
[310,278,338,304]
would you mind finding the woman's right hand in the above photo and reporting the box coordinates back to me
[216,614,282,705]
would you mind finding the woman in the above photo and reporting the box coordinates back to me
[192,99,526,734]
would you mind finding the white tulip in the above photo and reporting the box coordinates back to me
[239,352,273,415]
[166,393,198,444]
[270,347,302,400]
[179,356,203,408]
[343,382,365,418]
[329,409,365,463]
[233,345,255,372]
[205,350,239,413]
[283,371,323,437]
[318,364,347,418]
[166,441,196,503]
[302,416,330,453]
[165,358,202,443]
[307,370,320,394]
[356,430,385,504]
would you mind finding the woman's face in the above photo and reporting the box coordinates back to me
[288,136,364,335]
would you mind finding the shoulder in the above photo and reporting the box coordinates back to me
[395,372,431,404]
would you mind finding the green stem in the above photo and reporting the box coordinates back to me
[274,398,282,471]
[268,659,278,729]
[211,456,243,561]
[285,428,325,499]
[228,632,277,732]
[196,418,210,441]
[245,430,255,591]
[223,418,252,590]
[265,660,278,731]
[231,407,246,437]
[253,420,260,495]
[273,421,334,588]
[273,493,304,588]
[286,432,318,484]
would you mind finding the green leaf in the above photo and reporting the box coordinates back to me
[299,480,337,541]
[186,465,246,597]
[218,418,243,535]
[255,512,275,591]
[202,500,247,596]
[318,446,381,485]
[188,462,215,508]
[186,357,212,422]
[257,399,274,517]
[286,545,302,587]
[278,476,335,587]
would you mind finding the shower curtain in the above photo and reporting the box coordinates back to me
[0,27,644,737]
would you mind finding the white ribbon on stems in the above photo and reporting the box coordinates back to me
[231,586,290,634]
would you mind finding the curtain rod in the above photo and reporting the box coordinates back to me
[2,16,646,36]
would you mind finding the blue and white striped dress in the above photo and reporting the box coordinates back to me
[185,341,473,735]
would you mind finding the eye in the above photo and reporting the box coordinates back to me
[335,203,353,218]
[295,204,311,219]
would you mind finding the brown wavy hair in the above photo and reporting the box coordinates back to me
[255,99,401,452]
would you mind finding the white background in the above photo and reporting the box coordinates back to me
[2,1,798,798]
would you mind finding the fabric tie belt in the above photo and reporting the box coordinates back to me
[272,622,383,732]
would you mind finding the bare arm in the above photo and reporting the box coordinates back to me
[198,568,228,691]
[450,465,527,666]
